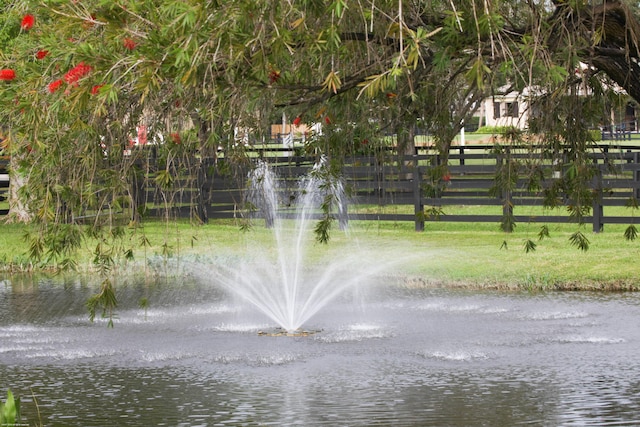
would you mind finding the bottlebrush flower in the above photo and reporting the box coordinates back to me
[64,62,92,84]
[36,50,49,60]
[90,84,103,95]
[292,116,302,126]
[82,15,97,29]
[123,38,136,50]
[21,14,35,30]
[170,133,181,144]
[268,70,280,84]
[324,116,331,125]
[137,126,147,145]
[48,79,63,93]
[0,69,16,81]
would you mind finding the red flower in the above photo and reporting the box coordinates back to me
[137,126,147,145]
[268,70,280,84]
[36,50,49,60]
[90,84,103,95]
[361,139,369,145]
[292,116,302,126]
[0,69,16,81]
[170,133,181,144]
[123,38,136,50]
[48,79,63,93]
[442,174,451,182]
[83,15,97,29]
[64,62,92,84]
[324,116,331,125]
[21,14,35,31]
[386,92,397,99]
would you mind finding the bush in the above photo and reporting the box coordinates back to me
[474,125,516,134]
[589,129,602,142]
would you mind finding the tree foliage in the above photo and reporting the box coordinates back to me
[1,0,640,261]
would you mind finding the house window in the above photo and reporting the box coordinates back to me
[493,102,501,119]
[506,102,519,117]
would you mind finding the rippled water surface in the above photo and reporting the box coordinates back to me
[1,277,640,426]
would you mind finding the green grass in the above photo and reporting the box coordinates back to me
[346,219,639,288]
[0,215,637,290]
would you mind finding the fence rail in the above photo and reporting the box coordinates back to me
[2,145,639,231]
[131,144,640,232]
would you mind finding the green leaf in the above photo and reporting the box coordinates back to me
[357,71,390,98]
[500,206,516,233]
[538,225,550,240]
[87,278,118,327]
[548,65,569,84]
[155,170,174,189]
[466,57,491,90]
[569,231,590,251]
[331,0,348,18]
[314,217,332,244]
[424,206,445,220]
[0,389,19,425]
[624,225,638,241]
[322,70,342,94]
[523,239,537,253]
[625,197,639,210]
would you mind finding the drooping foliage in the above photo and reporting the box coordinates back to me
[0,0,640,262]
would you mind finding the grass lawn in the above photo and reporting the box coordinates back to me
[0,215,636,290]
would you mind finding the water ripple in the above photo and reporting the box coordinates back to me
[553,335,626,344]
[313,323,391,343]
[417,349,491,362]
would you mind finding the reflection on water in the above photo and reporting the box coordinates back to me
[1,275,640,426]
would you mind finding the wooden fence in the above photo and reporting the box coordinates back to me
[0,157,9,216]
[1,145,638,231]
[136,144,640,232]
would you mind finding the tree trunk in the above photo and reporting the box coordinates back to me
[6,155,31,223]
[395,120,416,157]
[396,121,416,180]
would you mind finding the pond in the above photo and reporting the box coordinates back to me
[1,275,640,426]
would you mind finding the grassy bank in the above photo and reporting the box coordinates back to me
[0,217,637,291]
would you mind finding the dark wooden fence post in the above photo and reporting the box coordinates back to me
[376,155,384,200]
[194,158,209,223]
[634,152,640,200]
[498,150,513,223]
[413,155,424,231]
[592,164,603,233]
[131,160,145,222]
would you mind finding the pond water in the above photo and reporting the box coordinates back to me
[1,275,640,426]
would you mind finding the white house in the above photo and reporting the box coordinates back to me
[481,75,638,133]
[480,88,532,130]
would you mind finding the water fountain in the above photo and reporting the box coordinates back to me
[198,158,375,333]
[3,231,640,425]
